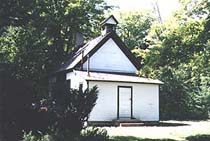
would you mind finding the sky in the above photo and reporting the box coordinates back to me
[106,0,180,21]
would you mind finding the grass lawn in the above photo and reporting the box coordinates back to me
[103,120,210,141]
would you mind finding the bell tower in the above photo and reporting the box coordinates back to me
[101,15,118,35]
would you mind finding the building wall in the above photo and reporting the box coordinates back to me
[88,81,159,121]
[133,83,159,121]
[66,72,88,91]
[83,38,137,73]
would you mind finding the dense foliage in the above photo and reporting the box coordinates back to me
[47,83,98,140]
[0,0,107,140]
[80,127,109,141]
[118,11,154,65]
[118,11,154,50]
[0,0,110,97]
[140,0,210,119]
[115,0,210,120]
[23,126,108,141]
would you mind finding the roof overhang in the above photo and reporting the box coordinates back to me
[73,70,163,85]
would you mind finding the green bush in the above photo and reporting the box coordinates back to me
[23,127,109,141]
[23,131,37,141]
[22,82,99,141]
[158,68,210,120]
[23,131,53,141]
[80,127,109,141]
[48,82,98,140]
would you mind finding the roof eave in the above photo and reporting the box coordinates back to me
[85,78,163,85]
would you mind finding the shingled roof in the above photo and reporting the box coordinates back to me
[71,70,163,84]
[57,31,141,73]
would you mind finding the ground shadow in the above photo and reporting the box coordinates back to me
[109,134,210,141]
[93,121,189,127]
[172,119,209,122]
[186,134,210,141]
[142,121,189,127]
[110,136,177,141]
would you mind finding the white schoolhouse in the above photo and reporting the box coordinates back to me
[57,15,163,122]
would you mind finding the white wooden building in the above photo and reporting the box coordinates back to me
[57,15,163,122]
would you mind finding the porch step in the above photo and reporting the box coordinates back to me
[113,118,143,126]
[120,122,144,127]
[113,118,141,122]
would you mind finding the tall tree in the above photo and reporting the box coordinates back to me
[141,0,210,119]
[0,0,110,94]
[117,11,154,65]
[118,11,154,50]
[0,0,110,139]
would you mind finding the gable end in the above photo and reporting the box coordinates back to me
[75,32,141,71]
[111,33,141,70]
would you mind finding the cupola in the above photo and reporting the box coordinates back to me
[101,15,118,35]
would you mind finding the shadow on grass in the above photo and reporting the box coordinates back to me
[94,121,189,127]
[143,121,189,127]
[110,136,177,141]
[109,134,210,141]
[186,134,210,141]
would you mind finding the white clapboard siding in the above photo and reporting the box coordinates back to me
[88,81,159,121]
[66,72,88,91]
[83,38,137,73]
[133,84,159,121]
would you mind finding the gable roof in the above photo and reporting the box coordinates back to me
[101,15,119,25]
[58,32,141,73]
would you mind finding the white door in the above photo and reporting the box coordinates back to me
[119,87,132,118]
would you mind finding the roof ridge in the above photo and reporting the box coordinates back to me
[57,31,141,73]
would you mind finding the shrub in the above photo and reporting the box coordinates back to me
[23,131,37,141]
[47,82,98,140]
[23,131,53,141]
[80,127,109,141]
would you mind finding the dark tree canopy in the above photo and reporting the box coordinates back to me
[0,0,110,95]
[0,0,109,140]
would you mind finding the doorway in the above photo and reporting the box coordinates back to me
[117,86,133,119]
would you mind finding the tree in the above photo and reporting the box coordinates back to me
[0,68,35,141]
[141,0,210,119]
[118,11,154,50]
[0,0,109,139]
[117,11,154,65]
[0,0,110,97]
[46,82,98,141]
